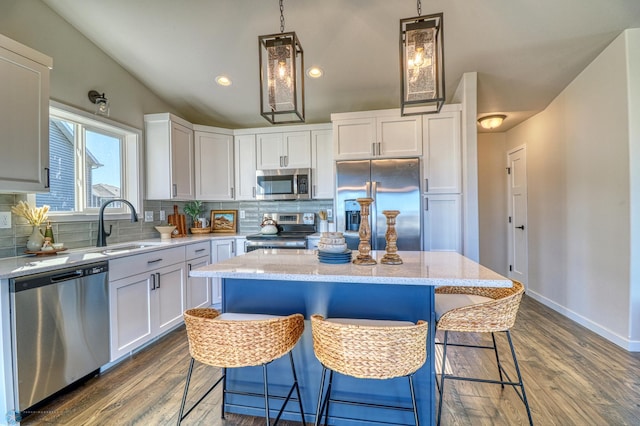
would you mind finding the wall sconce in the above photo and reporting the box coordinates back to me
[258,0,304,124]
[400,4,445,116]
[88,90,110,116]
[478,114,507,130]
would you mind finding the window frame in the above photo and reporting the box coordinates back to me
[31,101,143,222]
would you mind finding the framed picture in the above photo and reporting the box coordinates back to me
[211,210,237,233]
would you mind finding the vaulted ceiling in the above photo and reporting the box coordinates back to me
[42,0,640,131]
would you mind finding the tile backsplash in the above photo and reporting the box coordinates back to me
[0,194,334,259]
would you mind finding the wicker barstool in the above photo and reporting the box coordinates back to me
[435,280,533,425]
[311,315,429,426]
[177,308,305,425]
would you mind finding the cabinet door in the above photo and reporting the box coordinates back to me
[422,194,462,253]
[155,262,187,334]
[187,256,211,309]
[171,122,195,199]
[256,133,284,169]
[333,118,376,160]
[312,129,334,199]
[235,134,257,200]
[377,116,422,158]
[235,237,248,255]
[195,131,234,200]
[283,131,311,168]
[211,239,236,305]
[109,273,153,361]
[423,111,461,193]
[0,43,50,192]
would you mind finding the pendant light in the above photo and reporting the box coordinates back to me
[259,0,305,124]
[400,0,445,115]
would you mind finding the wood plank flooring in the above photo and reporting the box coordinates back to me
[20,296,640,425]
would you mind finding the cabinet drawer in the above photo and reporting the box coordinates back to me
[109,246,186,281]
[186,241,211,260]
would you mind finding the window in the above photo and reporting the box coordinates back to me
[35,102,142,217]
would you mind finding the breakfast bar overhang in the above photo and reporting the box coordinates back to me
[189,250,511,425]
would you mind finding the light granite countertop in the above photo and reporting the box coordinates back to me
[0,234,247,279]
[190,249,512,287]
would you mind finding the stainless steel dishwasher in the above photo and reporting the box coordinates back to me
[9,261,109,414]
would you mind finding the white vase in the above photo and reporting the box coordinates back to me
[26,226,44,251]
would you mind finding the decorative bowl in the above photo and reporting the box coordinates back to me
[320,237,346,245]
[317,242,348,253]
[52,243,64,250]
[155,225,177,240]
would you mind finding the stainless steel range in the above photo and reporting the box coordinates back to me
[246,212,316,252]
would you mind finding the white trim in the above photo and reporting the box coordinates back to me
[528,290,640,352]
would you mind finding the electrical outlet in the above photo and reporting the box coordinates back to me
[144,211,154,222]
[239,210,245,219]
[327,208,333,219]
[0,212,11,229]
[159,210,166,221]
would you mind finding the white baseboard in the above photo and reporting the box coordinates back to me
[527,290,640,352]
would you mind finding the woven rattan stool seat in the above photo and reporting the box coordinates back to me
[311,314,428,425]
[178,308,305,425]
[434,280,533,425]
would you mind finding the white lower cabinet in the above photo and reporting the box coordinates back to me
[109,246,186,361]
[186,241,211,309]
[211,238,236,305]
[422,194,462,253]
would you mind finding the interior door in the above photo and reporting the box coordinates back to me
[507,146,528,286]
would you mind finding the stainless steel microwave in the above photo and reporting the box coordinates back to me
[256,168,311,201]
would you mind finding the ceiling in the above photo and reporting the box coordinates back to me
[42,0,640,132]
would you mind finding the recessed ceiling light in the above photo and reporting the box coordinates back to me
[306,67,323,78]
[215,75,232,86]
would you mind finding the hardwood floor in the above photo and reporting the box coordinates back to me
[20,296,640,425]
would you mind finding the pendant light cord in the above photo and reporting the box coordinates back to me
[280,0,285,33]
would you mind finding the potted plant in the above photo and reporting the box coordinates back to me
[183,200,204,228]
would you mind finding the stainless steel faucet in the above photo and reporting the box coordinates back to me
[96,199,138,247]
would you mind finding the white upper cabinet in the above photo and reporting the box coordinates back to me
[332,110,422,160]
[256,131,311,169]
[422,109,461,194]
[194,125,234,201]
[145,113,195,200]
[0,34,52,193]
[311,128,334,199]
[234,134,257,200]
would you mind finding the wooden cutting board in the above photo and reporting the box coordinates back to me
[168,204,187,238]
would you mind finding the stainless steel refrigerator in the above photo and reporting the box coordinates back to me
[336,158,421,251]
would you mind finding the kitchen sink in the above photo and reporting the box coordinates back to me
[100,243,163,255]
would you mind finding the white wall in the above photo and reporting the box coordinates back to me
[477,133,508,275]
[501,29,639,350]
[0,0,177,130]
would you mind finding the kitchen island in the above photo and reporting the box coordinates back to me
[190,249,511,425]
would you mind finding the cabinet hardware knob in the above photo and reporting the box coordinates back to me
[516,225,525,230]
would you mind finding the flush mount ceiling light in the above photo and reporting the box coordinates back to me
[478,114,507,130]
[306,66,323,78]
[400,1,445,116]
[215,75,232,86]
[258,0,305,124]
[88,90,110,116]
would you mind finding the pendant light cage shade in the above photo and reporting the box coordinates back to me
[259,32,305,124]
[400,13,445,116]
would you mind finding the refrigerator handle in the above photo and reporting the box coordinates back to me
[365,181,371,198]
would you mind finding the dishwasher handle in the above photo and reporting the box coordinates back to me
[50,270,84,283]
